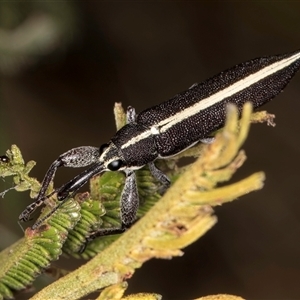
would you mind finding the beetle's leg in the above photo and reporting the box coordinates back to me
[200,137,215,144]
[189,82,198,89]
[148,137,214,189]
[19,146,100,222]
[148,162,171,188]
[120,170,139,227]
[18,190,56,222]
[126,106,137,123]
[83,169,138,246]
[30,162,105,229]
[39,146,100,201]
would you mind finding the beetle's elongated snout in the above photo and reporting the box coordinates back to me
[57,163,106,201]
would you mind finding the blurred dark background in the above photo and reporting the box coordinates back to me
[0,2,300,299]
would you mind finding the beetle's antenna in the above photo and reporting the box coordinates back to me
[31,199,66,230]
[19,190,56,223]
[18,190,57,232]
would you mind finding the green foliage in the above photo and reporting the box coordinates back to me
[0,199,81,300]
[0,144,40,199]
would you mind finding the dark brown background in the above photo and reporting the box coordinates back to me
[1,2,300,299]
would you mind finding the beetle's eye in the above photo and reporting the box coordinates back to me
[100,143,109,155]
[107,159,124,171]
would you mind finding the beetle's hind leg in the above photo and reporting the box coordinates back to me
[148,162,171,188]
[200,137,215,144]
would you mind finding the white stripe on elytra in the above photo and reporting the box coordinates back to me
[159,51,300,132]
[121,130,153,149]
[121,51,300,150]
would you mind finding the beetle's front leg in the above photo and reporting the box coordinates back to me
[19,146,100,222]
[30,162,105,230]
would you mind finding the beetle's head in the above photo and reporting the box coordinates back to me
[99,142,126,171]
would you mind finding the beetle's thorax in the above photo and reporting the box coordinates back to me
[110,122,158,169]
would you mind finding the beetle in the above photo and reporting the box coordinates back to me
[19,49,300,242]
